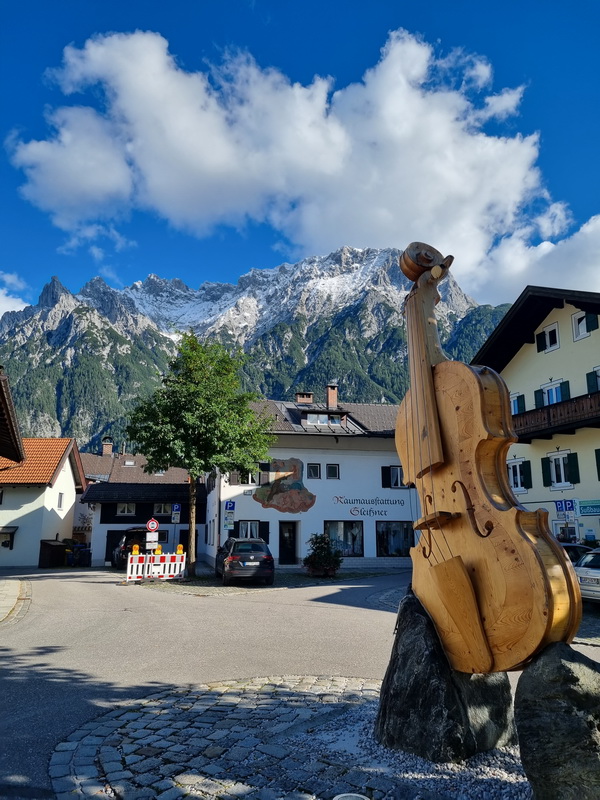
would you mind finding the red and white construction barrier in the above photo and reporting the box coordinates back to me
[126,553,187,582]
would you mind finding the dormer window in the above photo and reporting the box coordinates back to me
[306,413,341,426]
[124,460,135,466]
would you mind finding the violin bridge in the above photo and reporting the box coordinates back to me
[413,511,460,531]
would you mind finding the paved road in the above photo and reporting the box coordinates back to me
[1,568,598,799]
[0,568,411,797]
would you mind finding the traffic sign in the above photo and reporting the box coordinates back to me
[146,518,160,532]
[225,500,235,511]
[172,503,181,513]
[171,512,180,524]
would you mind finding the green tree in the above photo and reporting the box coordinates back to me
[126,333,275,571]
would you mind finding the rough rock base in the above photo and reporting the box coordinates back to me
[374,590,515,763]
[515,641,600,799]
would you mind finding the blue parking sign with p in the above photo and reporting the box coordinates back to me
[172,503,181,512]
[225,500,235,511]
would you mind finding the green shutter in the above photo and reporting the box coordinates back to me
[586,312,599,332]
[541,457,552,487]
[521,460,532,489]
[534,389,544,409]
[567,453,580,485]
[595,449,600,480]
[560,381,570,401]
[517,394,526,413]
[587,371,600,394]
[536,332,546,352]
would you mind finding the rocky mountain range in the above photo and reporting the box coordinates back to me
[0,247,509,450]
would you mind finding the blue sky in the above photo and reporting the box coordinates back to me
[2,0,600,311]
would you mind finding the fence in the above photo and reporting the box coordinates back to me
[126,553,187,582]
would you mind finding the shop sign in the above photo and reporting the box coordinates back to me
[576,500,600,516]
[333,495,406,518]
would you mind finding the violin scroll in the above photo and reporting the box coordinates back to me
[401,241,454,282]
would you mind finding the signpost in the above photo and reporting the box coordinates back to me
[146,517,159,547]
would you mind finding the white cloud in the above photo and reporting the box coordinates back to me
[8,28,598,302]
[0,273,28,315]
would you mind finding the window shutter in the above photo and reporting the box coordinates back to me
[560,381,570,400]
[596,449,600,480]
[399,465,405,486]
[516,394,526,413]
[233,521,240,536]
[567,453,580,485]
[229,472,240,485]
[541,457,552,487]
[259,521,270,544]
[534,389,544,409]
[381,466,391,488]
[587,371,600,394]
[521,460,532,489]
[586,312,599,332]
[536,332,546,352]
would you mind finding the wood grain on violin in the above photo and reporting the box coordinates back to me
[396,242,582,673]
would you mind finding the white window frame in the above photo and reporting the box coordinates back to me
[390,466,403,488]
[542,379,563,406]
[326,463,340,480]
[548,450,572,490]
[541,322,560,353]
[153,502,172,516]
[307,463,321,479]
[57,492,64,510]
[507,459,527,494]
[117,502,136,515]
[572,311,590,341]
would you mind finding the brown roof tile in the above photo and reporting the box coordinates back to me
[0,438,73,485]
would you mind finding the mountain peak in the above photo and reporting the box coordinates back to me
[38,276,72,308]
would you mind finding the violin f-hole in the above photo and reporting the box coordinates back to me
[452,480,494,539]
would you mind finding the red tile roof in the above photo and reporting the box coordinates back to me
[0,438,73,485]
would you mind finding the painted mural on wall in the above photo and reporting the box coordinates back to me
[253,458,316,512]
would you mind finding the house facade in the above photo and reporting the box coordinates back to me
[0,438,86,567]
[201,384,417,568]
[81,440,206,566]
[473,286,600,545]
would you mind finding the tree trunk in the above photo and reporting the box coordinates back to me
[187,476,197,572]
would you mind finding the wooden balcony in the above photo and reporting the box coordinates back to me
[512,392,600,443]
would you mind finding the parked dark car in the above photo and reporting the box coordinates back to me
[560,542,592,563]
[214,538,275,586]
[111,528,151,569]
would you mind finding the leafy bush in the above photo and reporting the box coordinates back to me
[302,532,343,577]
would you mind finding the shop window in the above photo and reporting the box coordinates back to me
[324,520,363,557]
[376,521,414,557]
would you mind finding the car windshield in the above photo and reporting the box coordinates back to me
[233,542,267,554]
[578,553,600,569]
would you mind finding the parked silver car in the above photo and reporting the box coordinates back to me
[574,549,600,602]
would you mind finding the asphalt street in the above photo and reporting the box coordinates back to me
[0,568,411,798]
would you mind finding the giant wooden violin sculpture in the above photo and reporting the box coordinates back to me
[396,242,582,673]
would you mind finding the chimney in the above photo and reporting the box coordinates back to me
[101,436,114,456]
[326,381,338,410]
[295,391,314,404]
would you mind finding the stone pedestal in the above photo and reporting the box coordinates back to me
[515,641,600,799]
[374,590,515,763]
